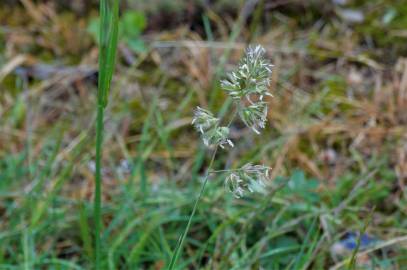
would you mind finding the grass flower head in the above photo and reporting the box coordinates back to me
[221,45,272,135]
[192,107,233,148]
[225,163,271,198]
[221,45,272,100]
[239,101,268,134]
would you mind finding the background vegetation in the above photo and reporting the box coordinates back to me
[1,0,407,269]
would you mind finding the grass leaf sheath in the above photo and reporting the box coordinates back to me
[95,0,119,269]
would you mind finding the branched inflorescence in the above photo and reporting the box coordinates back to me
[191,45,273,198]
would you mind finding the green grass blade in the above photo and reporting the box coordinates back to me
[291,217,319,270]
[95,0,120,269]
[30,163,74,227]
[79,203,94,261]
[348,207,375,270]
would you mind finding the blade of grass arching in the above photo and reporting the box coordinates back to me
[231,242,264,270]
[21,77,35,208]
[196,207,249,265]
[208,2,249,107]
[30,163,74,227]
[156,90,195,175]
[157,225,173,261]
[128,216,161,265]
[137,221,170,264]
[108,216,143,270]
[299,225,321,270]
[102,141,158,242]
[218,181,289,269]
[95,0,119,269]
[348,207,375,270]
[22,226,33,270]
[0,155,18,191]
[248,0,264,42]
[290,217,319,270]
[202,14,214,42]
[31,258,84,270]
[190,147,206,189]
[32,135,63,189]
[168,90,194,124]
[107,210,166,269]
[103,131,157,243]
[154,110,175,174]
[217,97,234,120]
[260,245,301,259]
[2,133,58,224]
[132,96,158,197]
[239,136,287,168]
[79,202,94,261]
[0,240,4,263]
[231,224,304,269]
[25,133,63,218]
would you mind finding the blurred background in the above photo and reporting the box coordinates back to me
[1,0,407,269]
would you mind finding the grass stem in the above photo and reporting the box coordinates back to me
[167,147,218,270]
[94,104,104,269]
[95,0,119,268]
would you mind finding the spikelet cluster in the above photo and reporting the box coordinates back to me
[192,107,233,148]
[224,164,271,198]
[221,45,272,134]
[191,45,273,198]
[238,101,268,134]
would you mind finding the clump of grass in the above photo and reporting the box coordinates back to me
[95,0,119,269]
[2,2,407,268]
[167,45,273,269]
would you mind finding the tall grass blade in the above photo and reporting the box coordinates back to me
[79,203,94,261]
[291,217,319,270]
[95,0,119,269]
[348,207,375,270]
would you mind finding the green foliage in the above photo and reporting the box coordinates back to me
[281,169,321,204]
[87,10,147,53]
[1,1,407,269]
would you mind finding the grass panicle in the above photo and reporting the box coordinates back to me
[167,44,273,269]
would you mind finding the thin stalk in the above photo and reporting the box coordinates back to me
[218,179,288,269]
[167,147,218,270]
[348,207,375,270]
[95,0,119,269]
[94,104,104,269]
[168,108,237,269]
